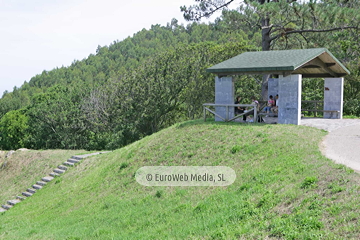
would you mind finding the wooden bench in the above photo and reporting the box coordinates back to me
[301,109,340,118]
[258,112,278,117]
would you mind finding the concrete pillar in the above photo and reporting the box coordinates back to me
[215,76,234,121]
[324,78,343,119]
[268,78,279,99]
[278,74,302,125]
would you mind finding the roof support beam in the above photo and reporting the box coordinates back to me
[302,73,347,78]
[302,65,321,69]
[303,58,339,77]
[325,63,336,67]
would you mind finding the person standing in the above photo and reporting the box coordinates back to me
[244,96,263,122]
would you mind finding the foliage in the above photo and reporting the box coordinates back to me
[0,109,29,150]
[0,2,359,150]
[182,0,360,51]
[81,41,253,149]
[182,0,360,99]
[25,85,88,149]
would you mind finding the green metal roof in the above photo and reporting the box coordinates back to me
[207,48,350,78]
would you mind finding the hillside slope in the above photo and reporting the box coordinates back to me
[0,149,85,204]
[0,120,359,239]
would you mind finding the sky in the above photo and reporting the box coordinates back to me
[0,0,228,96]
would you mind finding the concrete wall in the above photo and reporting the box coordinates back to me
[278,74,302,125]
[268,78,279,100]
[215,76,234,121]
[324,77,344,119]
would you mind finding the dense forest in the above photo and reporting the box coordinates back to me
[0,0,359,150]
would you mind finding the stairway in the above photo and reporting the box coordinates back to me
[0,151,110,213]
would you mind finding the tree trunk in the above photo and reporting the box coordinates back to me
[261,74,270,101]
[261,16,271,101]
[261,17,271,51]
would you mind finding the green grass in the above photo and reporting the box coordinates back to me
[343,115,360,119]
[0,120,359,239]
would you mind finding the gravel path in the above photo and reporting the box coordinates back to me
[300,118,360,172]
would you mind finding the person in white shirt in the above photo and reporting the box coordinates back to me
[272,94,279,114]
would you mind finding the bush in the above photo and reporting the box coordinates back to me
[0,109,29,150]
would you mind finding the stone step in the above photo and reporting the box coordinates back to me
[42,176,54,182]
[22,192,33,197]
[67,158,80,164]
[2,204,12,210]
[7,199,21,206]
[53,168,65,174]
[63,161,74,167]
[36,181,47,186]
[17,196,26,201]
[70,151,110,160]
[0,207,7,212]
[49,172,60,177]
[32,184,42,190]
[71,155,84,160]
[27,188,36,194]
[70,152,111,161]
[58,165,68,171]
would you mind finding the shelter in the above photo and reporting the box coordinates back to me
[206,48,350,125]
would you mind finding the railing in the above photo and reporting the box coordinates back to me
[203,103,257,122]
[301,100,323,117]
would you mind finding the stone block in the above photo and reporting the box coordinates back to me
[278,74,302,125]
[324,78,343,119]
[215,76,234,121]
[27,188,36,194]
[53,168,65,174]
[50,172,60,177]
[42,176,54,182]
[36,181,47,186]
[22,192,32,197]
[268,78,279,99]
[17,196,26,201]
[1,204,12,210]
[67,158,80,164]
[7,199,21,206]
[32,184,42,190]
[58,165,68,170]
[64,161,74,167]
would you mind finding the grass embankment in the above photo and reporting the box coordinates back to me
[0,120,359,239]
[0,150,86,204]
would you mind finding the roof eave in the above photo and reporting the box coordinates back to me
[206,66,295,74]
[323,50,351,75]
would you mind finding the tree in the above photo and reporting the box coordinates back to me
[0,109,29,150]
[80,41,253,150]
[26,85,87,149]
[181,0,360,99]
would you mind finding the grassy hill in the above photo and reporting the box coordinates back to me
[0,149,85,204]
[0,120,359,239]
